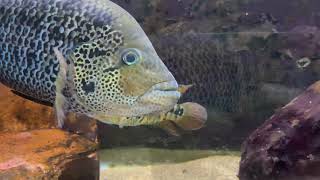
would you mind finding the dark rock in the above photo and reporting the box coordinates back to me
[283,26,320,58]
[239,81,320,180]
[240,0,320,30]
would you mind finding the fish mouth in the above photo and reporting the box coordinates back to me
[150,80,180,92]
[137,80,181,109]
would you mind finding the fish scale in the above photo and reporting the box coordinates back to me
[151,34,260,113]
[0,0,191,129]
[0,0,114,103]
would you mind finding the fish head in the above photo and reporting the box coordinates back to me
[69,1,180,120]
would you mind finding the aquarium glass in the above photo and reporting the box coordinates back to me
[0,0,319,180]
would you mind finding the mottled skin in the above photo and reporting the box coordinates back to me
[0,0,182,126]
[151,34,260,114]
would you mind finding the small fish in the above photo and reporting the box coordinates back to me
[0,0,181,127]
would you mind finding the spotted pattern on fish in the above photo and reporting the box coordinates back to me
[0,0,124,110]
[70,25,138,112]
[105,103,189,127]
[151,34,260,113]
[0,0,181,122]
[168,104,184,118]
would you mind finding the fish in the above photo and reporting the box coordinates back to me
[0,0,182,128]
[103,84,207,136]
[150,33,261,114]
[150,33,302,118]
[106,102,208,136]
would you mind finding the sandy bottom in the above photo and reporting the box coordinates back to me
[100,148,240,180]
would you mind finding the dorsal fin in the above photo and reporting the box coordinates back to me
[11,90,53,107]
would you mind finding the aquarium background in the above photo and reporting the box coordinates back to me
[97,0,320,148]
[99,0,320,179]
[0,0,319,179]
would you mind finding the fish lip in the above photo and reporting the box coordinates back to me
[149,80,179,92]
[137,80,181,105]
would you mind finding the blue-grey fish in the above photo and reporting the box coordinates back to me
[0,0,182,127]
[150,33,303,120]
[151,33,260,114]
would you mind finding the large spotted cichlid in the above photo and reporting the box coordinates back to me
[0,0,197,128]
[151,33,302,121]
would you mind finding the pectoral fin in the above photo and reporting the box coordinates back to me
[53,47,68,128]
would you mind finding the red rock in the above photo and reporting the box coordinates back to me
[0,84,97,141]
[0,84,55,132]
[0,129,98,179]
[0,84,99,179]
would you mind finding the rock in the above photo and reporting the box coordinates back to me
[0,84,98,141]
[63,114,98,142]
[0,84,55,132]
[242,0,320,31]
[0,129,98,180]
[0,83,98,179]
[239,81,320,180]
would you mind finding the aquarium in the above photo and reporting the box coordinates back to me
[0,0,320,180]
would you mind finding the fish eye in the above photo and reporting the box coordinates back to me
[121,48,141,65]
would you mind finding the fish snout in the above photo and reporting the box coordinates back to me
[134,51,181,113]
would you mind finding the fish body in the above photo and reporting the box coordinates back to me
[151,33,303,123]
[107,102,207,135]
[0,0,181,126]
[151,33,260,114]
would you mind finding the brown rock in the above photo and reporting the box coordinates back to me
[0,84,97,141]
[0,84,55,132]
[239,81,320,180]
[0,129,98,180]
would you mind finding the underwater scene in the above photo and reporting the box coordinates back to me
[0,0,320,179]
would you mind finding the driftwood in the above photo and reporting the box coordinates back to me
[239,81,320,180]
[0,129,98,180]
